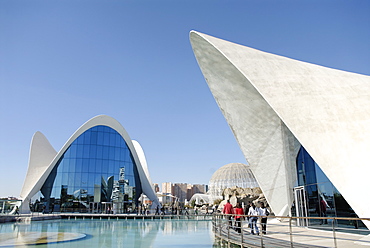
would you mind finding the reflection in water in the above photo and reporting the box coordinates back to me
[0,232,86,246]
[0,219,217,247]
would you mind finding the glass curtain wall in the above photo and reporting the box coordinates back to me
[296,146,363,228]
[31,125,142,213]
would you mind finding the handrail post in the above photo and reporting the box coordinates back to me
[240,216,243,247]
[289,217,293,248]
[227,214,230,242]
[332,217,337,248]
[212,214,214,232]
[219,215,222,237]
[260,216,263,248]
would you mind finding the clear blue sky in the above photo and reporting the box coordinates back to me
[1,1,369,197]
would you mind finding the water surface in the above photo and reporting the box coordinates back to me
[0,219,219,247]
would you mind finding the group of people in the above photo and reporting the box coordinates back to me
[154,205,190,215]
[222,200,269,235]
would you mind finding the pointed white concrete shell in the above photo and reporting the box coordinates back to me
[20,115,159,212]
[19,132,57,213]
[190,31,370,222]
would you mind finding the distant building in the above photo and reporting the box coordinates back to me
[172,183,187,203]
[161,182,208,204]
[193,184,208,194]
[187,184,207,201]
[162,182,172,194]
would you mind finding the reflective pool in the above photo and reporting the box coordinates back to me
[0,219,219,247]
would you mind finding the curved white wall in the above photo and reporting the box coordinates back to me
[20,115,159,213]
[19,132,57,213]
[132,140,152,186]
[190,31,370,225]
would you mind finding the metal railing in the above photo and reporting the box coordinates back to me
[212,213,370,248]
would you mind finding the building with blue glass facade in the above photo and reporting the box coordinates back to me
[19,115,159,214]
[295,147,364,227]
[190,31,370,229]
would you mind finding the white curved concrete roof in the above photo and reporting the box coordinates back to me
[20,115,159,212]
[20,132,57,207]
[190,31,370,224]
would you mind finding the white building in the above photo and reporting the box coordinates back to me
[19,115,159,213]
[190,31,370,228]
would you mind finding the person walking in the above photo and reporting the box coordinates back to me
[13,206,20,215]
[234,203,244,233]
[160,206,166,215]
[155,205,160,215]
[248,203,260,235]
[259,202,269,234]
[223,200,234,228]
[244,202,252,227]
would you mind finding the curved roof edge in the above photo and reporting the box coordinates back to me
[190,31,299,216]
[190,31,370,225]
[20,115,159,213]
[132,140,152,186]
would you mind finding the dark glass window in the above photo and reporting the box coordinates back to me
[296,146,364,228]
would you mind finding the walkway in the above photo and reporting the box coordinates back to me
[215,219,370,247]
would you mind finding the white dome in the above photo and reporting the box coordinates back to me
[208,163,259,203]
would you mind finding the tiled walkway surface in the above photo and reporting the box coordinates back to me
[216,220,370,247]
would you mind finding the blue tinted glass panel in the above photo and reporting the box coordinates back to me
[83,131,91,144]
[109,147,115,160]
[102,146,110,159]
[70,145,77,158]
[75,158,83,173]
[103,133,110,146]
[110,133,116,146]
[76,145,83,158]
[90,132,98,145]
[90,145,97,159]
[36,125,141,213]
[97,132,104,145]
[82,159,89,173]
[95,159,103,174]
[96,145,103,159]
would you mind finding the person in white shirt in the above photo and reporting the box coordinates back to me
[259,202,269,234]
[247,203,260,235]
